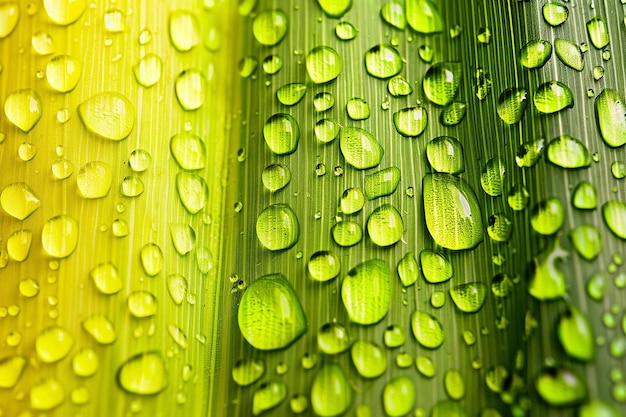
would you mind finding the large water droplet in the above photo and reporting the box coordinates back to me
[170,133,206,170]
[496,88,528,124]
[311,364,352,416]
[423,62,462,106]
[78,92,135,140]
[449,282,487,313]
[339,127,383,170]
[367,204,403,247]
[117,352,167,395]
[36,326,73,363]
[262,164,291,192]
[602,201,626,239]
[342,259,391,325]
[4,89,43,132]
[364,44,402,79]
[520,39,552,69]
[411,310,444,349]
[31,31,55,55]
[579,400,622,417]
[381,1,406,30]
[133,54,163,87]
[423,173,483,250]
[41,215,78,258]
[169,10,199,51]
[557,306,595,362]
[554,38,584,71]
[365,167,400,200]
[546,135,590,169]
[0,356,27,388]
[30,378,65,410]
[263,113,300,155]
[516,138,545,168]
[256,204,299,251]
[306,46,342,84]
[43,0,86,25]
[314,119,340,143]
[595,88,626,148]
[406,0,444,33]
[332,221,362,247]
[351,340,387,378]
[0,3,19,38]
[444,369,466,400]
[383,377,415,417]
[420,250,453,283]
[536,367,586,406]
[252,9,288,45]
[487,213,513,242]
[175,70,206,110]
[90,262,122,295]
[393,106,427,136]
[431,401,467,417]
[542,2,568,26]
[587,16,609,49]
[316,0,352,18]
[169,223,195,255]
[46,55,82,93]
[238,274,307,350]
[427,136,464,174]
[82,314,116,344]
[0,183,41,220]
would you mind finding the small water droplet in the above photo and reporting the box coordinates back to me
[411,310,444,348]
[252,9,287,46]
[133,54,162,87]
[78,92,135,140]
[342,260,391,325]
[542,2,568,26]
[365,44,402,79]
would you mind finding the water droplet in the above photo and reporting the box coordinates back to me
[71,349,98,378]
[557,306,595,361]
[306,46,342,84]
[542,2,568,26]
[338,188,364,215]
[363,44,402,80]
[595,88,626,148]
[587,16,609,49]
[118,352,167,395]
[78,92,135,140]
[43,0,86,25]
[82,314,116,344]
[339,127,383,169]
[555,38,584,71]
[120,176,144,198]
[313,92,335,112]
[262,54,283,74]
[126,291,157,318]
[7,229,32,261]
[90,262,122,295]
[318,322,351,354]
[36,326,73,363]
[46,55,82,93]
[77,161,112,198]
[175,69,206,110]
[415,356,435,377]
[444,369,465,400]
[393,106,427,136]
[311,364,352,416]
[383,377,415,416]
[364,167,400,200]
[507,184,530,211]
[238,273,306,350]
[168,223,195,255]
[440,101,466,126]
[496,88,528,124]
[423,62,462,106]
[0,356,26,388]
[138,243,162,276]
[367,204,403,247]
[30,378,65,410]
[449,282,487,313]
[487,213,513,242]
[263,113,300,155]
[277,83,307,106]
[335,21,357,40]
[251,382,287,415]
[587,271,607,301]
[133,54,162,87]
[169,10,199,51]
[0,183,41,220]
[528,239,568,300]
[170,133,206,170]
[346,97,370,120]
[52,158,73,179]
[536,367,586,406]
[534,80,574,114]
[261,163,291,192]
[593,65,605,81]
[431,401,467,417]
[307,251,340,282]
[256,204,299,251]
[520,39,552,69]
[41,215,78,258]
[175,172,208,214]
[426,136,464,174]
[316,0,352,17]
[350,340,387,378]
[32,31,55,54]
[331,221,362,246]
[387,76,412,98]
[411,310,444,348]
[424,173,483,250]
[546,135,590,169]
[252,9,287,45]
[314,119,339,144]
[3,89,43,132]
[397,252,418,287]
[530,198,564,235]
[419,251,452,284]
[406,0,443,33]
[232,359,264,386]
[516,138,545,167]
[430,291,445,308]
[0,3,19,38]
[603,201,626,239]
[342,259,391,325]
[103,8,124,31]
[579,400,622,417]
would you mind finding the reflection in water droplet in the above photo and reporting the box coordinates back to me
[546,136,590,169]
[0,183,41,220]
[317,323,351,354]
[534,81,574,114]
[595,88,626,148]
[555,38,584,71]
[77,161,112,198]
[335,21,357,40]
[393,106,427,137]
[167,274,188,305]
[351,340,387,378]
[406,0,444,33]
[0,3,19,38]
[536,367,586,406]
[496,88,527,124]
[367,204,403,246]
[542,2,568,27]
[307,251,341,282]
[232,359,265,386]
